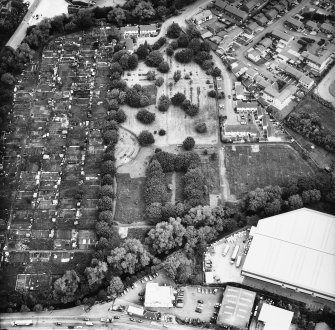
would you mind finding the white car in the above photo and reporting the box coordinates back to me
[218,87,222,90]
[217,77,222,80]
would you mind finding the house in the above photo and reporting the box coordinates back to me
[213,0,227,12]
[274,3,285,12]
[262,84,297,110]
[320,22,334,34]
[305,20,318,31]
[302,45,335,73]
[245,21,261,35]
[284,17,304,31]
[248,49,262,62]
[265,8,278,21]
[277,62,314,89]
[139,24,157,37]
[254,13,268,26]
[193,9,213,25]
[120,25,138,38]
[236,100,258,112]
[245,68,258,80]
[0,0,11,15]
[241,0,258,13]
[271,29,293,45]
[224,124,259,137]
[124,38,134,54]
[201,29,213,39]
[224,4,248,24]
[207,21,226,34]
[235,82,245,100]
[254,75,268,89]
[259,37,272,48]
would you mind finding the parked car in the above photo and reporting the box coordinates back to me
[130,318,135,322]
[197,300,204,304]
[195,307,203,313]
[197,287,201,293]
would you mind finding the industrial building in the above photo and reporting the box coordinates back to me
[242,208,335,302]
[217,286,256,330]
[256,303,294,330]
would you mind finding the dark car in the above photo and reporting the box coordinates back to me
[114,316,120,319]
[197,300,204,304]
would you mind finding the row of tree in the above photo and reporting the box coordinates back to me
[285,111,335,154]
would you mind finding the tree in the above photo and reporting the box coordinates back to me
[158,94,171,112]
[155,76,164,87]
[158,61,170,73]
[287,194,304,210]
[99,185,115,199]
[84,260,108,287]
[177,34,190,47]
[208,90,216,98]
[147,70,156,81]
[173,70,181,82]
[103,130,119,145]
[110,109,127,123]
[167,22,182,38]
[211,67,222,77]
[136,109,156,124]
[151,151,176,172]
[107,276,124,297]
[33,304,43,312]
[152,37,166,50]
[107,239,153,275]
[138,130,155,146]
[146,202,162,219]
[98,196,114,211]
[102,174,114,185]
[171,92,186,106]
[166,46,174,56]
[186,26,201,39]
[1,73,15,85]
[53,270,80,303]
[302,189,321,204]
[175,49,193,63]
[146,218,186,254]
[20,305,31,312]
[132,1,156,21]
[99,210,114,222]
[145,50,164,67]
[108,7,126,26]
[128,54,139,70]
[95,221,117,238]
[74,9,95,28]
[183,168,206,207]
[163,251,192,281]
[183,137,195,150]
[136,41,150,60]
[140,94,150,107]
[101,160,116,175]
[184,103,199,117]
[188,38,202,54]
[195,122,207,133]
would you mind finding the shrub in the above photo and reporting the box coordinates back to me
[208,90,217,98]
[166,46,174,56]
[103,129,119,145]
[155,76,164,87]
[158,129,166,136]
[173,70,181,82]
[167,22,182,38]
[177,34,190,48]
[185,103,199,117]
[136,109,156,124]
[158,61,170,73]
[147,70,156,81]
[138,130,155,146]
[195,122,207,133]
[102,174,114,185]
[152,37,166,50]
[182,137,195,150]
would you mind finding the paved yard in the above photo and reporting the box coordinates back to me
[204,229,249,284]
[173,286,224,322]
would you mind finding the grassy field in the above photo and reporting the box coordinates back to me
[293,97,335,134]
[224,144,315,198]
[127,227,150,241]
[114,174,145,224]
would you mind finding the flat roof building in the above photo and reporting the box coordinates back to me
[257,303,294,330]
[242,208,335,302]
[217,286,256,330]
[144,283,174,308]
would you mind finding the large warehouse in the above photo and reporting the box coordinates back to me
[241,208,335,302]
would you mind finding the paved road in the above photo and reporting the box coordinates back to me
[6,0,43,50]
[315,64,335,105]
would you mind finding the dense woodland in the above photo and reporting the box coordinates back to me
[0,1,335,327]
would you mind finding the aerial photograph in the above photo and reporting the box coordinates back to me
[0,0,335,329]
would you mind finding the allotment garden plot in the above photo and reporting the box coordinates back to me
[224,144,315,198]
[1,27,114,292]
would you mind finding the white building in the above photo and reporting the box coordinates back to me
[193,9,213,25]
[144,283,174,308]
[242,208,335,302]
[262,84,297,110]
[257,303,294,330]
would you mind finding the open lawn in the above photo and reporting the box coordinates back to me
[114,174,145,224]
[224,144,315,198]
